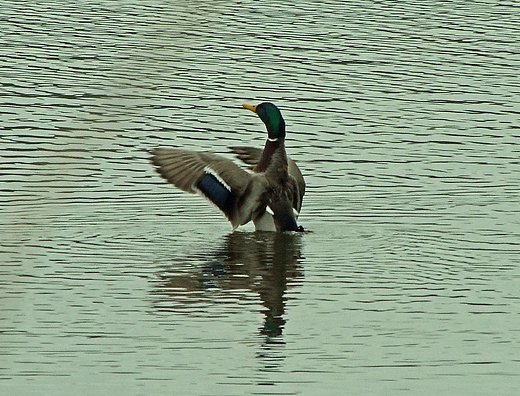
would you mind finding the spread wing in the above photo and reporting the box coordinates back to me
[152,148,250,194]
[151,148,259,227]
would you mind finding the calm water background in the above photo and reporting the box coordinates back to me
[1,0,520,395]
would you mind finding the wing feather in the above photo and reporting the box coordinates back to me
[151,148,267,229]
[152,148,251,196]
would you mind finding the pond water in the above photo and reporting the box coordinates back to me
[1,1,520,395]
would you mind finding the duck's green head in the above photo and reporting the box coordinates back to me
[243,102,286,141]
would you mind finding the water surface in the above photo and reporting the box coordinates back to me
[1,1,520,395]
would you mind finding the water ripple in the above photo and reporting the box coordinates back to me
[2,1,520,395]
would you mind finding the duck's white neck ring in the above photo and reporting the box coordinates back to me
[267,137,279,142]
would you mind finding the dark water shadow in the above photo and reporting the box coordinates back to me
[151,232,305,340]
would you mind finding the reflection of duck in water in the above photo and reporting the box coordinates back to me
[152,232,304,338]
[151,103,305,232]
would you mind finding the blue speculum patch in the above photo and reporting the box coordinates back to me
[196,173,234,214]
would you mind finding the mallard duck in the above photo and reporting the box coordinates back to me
[151,102,305,232]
